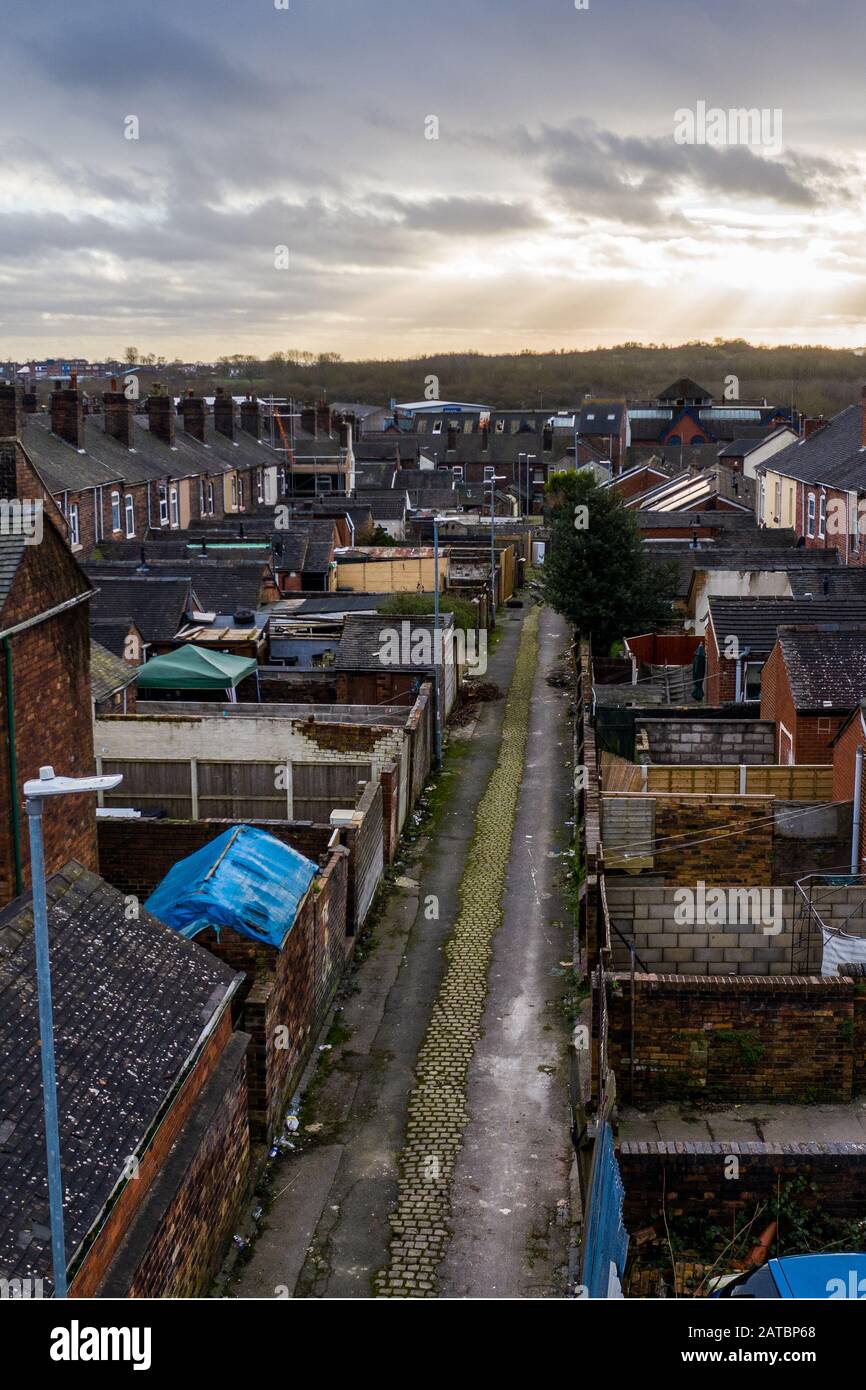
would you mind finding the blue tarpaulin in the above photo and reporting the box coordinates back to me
[144,825,318,949]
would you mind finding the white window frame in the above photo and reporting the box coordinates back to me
[158,483,169,526]
[207,481,215,516]
[452,465,464,480]
[230,476,238,510]
[110,491,122,533]
[237,476,245,510]
[806,492,816,538]
[68,502,80,548]
[743,660,763,703]
[170,486,179,528]
[124,493,135,538]
[256,467,264,503]
[818,492,826,540]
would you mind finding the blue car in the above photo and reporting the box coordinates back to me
[715,1254,866,1299]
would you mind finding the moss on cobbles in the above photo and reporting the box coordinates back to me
[376,608,540,1297]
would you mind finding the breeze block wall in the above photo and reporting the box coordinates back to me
[635,717,776,765]
[600,973,861,1105]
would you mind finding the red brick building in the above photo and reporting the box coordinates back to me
[0,425,98,907]
[832,705,866,874]
[760,624,866,764]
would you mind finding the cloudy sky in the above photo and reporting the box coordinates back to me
[1,0,865,359]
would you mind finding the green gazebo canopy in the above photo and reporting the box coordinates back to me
[136,644,257,691]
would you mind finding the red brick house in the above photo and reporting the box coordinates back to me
[760,623,866,764]
[0,426,98,907]
[754,389,866,567]
[705,597,866,707]
[832,704,866,873]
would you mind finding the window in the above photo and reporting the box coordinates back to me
[533,468,544,483]
[278,467,286,496]
[237,476,245,510]
[495,419,505,433]
[432,419,442,435]
[158,483,169,526]
[124,493,135,537]
[758,476,766,522]
[484,465,495,481]
[854,495,862,552]
[68,502,80,547]
[256,468,264,503]
[110,491,121,532]
[416,419,427,434]
[774,479,782,523]
[198,478,206,516]
[170,487,179,528]
[744,661,763,702]
[230,476,238,510]
[206,481,215,516]
[463,418,473,434]
[818,493,826,539]
[452,465,464,480]
[807,492,816,538]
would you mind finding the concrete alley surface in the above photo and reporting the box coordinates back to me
[438,606,574,1297]
[231,604,575,1299]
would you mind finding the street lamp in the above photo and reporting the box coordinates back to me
[485,475,506,620]
[23,765,123,1298]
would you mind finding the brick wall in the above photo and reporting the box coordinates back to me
[601,972,859,1104]
[833,713,866,872]
[636,717,775,765]
[618,1142,866,1231]
[99,1031,251,1298]
[653,795,774,884]
[70,1009,241,1296]
[198,850,350,1139]
[0,522,97,907]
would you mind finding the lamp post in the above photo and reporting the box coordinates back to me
[23,765,123,1298]
[433,515,443,767]
[486,475,506,620]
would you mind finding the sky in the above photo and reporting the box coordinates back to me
[1,0,865,360]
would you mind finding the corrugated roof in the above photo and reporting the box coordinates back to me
[145,825,317,950]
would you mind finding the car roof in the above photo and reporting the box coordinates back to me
[770,1254,866,1298]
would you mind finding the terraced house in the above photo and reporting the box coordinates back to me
[754,387,866,565]
[8,379,286,557]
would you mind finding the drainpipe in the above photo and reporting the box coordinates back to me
[852,746,864,875]
[2,638,23,895]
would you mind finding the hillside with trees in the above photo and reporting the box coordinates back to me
[143,340,866,418]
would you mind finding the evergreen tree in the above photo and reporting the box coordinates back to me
[542,470,676,651]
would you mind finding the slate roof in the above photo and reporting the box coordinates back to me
[656,377,713,403]
[707,597,866,654]
[22,412,283,494]
[366,495,407,520]
[0,533,27,615]
[335,611,454,670]
[0,861,239,1292]
[757,405,866,489]
[787,567,866,599]
[649,545,839,600]
[86,559,268,617]
[90,639,137,702]
[578,403,625,435]
[778,625,866,710]
[87,573,198,643]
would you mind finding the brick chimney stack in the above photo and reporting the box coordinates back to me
[300,405,318,438]
[214,387,236,441]
[0,382,23,439]
[316,399,332,436]
[180,389,207,442]
[804,416,826,440]
[240,394,262,440]
[50,376,86,448]
[103,379,135,448]
[147,385,176,446]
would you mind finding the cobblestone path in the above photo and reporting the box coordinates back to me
[375,606,540,1297]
